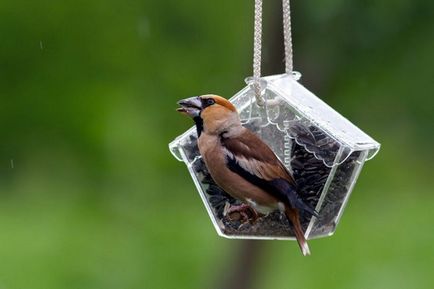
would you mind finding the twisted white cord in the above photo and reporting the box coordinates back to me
[252,0,294,104]
[282,0,293,74]
[253,0,263,104]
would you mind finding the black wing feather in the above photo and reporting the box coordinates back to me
[226,154,318,217]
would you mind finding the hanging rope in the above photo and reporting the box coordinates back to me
[252,0,294,104]
[282,0,293,74]
[252,0,263,104]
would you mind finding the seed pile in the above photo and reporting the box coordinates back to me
[308,151,361,238]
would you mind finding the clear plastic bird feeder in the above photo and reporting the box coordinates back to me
[169,73,380,240]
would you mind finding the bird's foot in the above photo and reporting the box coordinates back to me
[223,203,259,224]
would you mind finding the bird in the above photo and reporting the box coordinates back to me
[177,94,317,256]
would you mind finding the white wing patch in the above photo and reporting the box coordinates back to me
[226,153,274,181]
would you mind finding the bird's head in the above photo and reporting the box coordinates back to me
[177,95,241,135]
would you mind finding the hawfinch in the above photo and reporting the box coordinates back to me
[177,94,317,256]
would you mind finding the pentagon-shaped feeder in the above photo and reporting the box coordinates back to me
[170,73,380,240]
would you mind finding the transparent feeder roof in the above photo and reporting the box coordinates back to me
[265,74,380,156]
[170,73,380,167]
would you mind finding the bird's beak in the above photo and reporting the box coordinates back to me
[177,96,202,118]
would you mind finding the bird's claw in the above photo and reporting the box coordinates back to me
[223,202,259,224]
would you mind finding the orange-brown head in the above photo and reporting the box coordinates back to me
[177,95,241,135]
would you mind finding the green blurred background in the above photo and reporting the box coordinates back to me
[1,0,433,288]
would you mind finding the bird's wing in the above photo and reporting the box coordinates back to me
[222,128,317,216]
[222,129,292,181]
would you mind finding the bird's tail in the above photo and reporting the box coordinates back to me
[285,208,311,256]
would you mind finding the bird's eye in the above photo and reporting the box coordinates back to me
[206,98,215,106]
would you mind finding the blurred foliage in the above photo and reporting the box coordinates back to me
[0,0,433,289]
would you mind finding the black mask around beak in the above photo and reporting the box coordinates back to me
[177,96,202,118]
